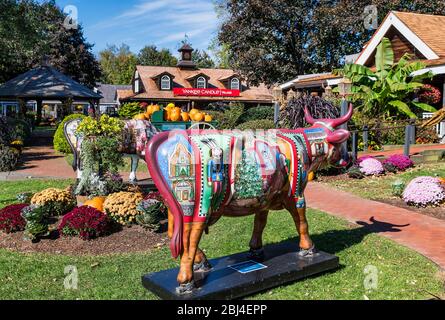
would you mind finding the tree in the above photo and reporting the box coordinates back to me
[137,45,178,66]
[0,0,101,87]
[217,0,445,86]
[335,37,436,119]
[99,44,137,85]
[192,49,216,68]
[208,38,232,69]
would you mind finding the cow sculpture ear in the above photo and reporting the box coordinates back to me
[326,129,350,144]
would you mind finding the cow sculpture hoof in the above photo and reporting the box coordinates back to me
[247,248,265,261]
[176,281,195,295]
[298,245,317,257]
[193,259,212,273]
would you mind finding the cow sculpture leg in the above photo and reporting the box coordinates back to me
[168,209,211,275]
[176,222,206,294]
[285,197,316,257]
[248,210,269,260]
[128,154,139,183]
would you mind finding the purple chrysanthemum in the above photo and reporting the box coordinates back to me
[402,176,445,207]
[359,158,384,175]
[383,154,414,171]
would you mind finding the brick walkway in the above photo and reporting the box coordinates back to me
[361,144,445,157]
[0,130,149,181]
[306,182,445,269]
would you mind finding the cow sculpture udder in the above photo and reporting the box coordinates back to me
[146,105,353,294]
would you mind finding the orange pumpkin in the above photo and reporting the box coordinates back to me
[170,108,181,122]
[204,114,213,122]
[83,196,106,212]
[134,113,147,120]
[189,108,199,117]
[193,112,205,122]
[181,112,190,122]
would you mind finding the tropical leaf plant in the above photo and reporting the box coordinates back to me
[334,37,436,119]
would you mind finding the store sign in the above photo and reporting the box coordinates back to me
[173,88,240,97]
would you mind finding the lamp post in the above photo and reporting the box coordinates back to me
[337,77,353,162]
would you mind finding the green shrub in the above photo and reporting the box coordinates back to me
[0,145,19,172]
[347,166,365,179]
[237,119,275,130]
[240,106,274,123]
[118,102,144,119]
[53,114,86,154]
[7,118,32,143]
[0,117,13,145]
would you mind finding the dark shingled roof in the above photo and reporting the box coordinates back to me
[96,84,132,104]
[0,65,102,100]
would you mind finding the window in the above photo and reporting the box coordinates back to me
[197,76,206,89]
[134,71,140,93]
[230,78,240,90]
[161,75,171,90]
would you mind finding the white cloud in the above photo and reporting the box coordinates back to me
[91,0,219,52]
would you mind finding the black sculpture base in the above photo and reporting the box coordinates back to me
[142,241,339,300]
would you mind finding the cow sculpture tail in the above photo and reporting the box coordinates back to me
[145,132,183,259]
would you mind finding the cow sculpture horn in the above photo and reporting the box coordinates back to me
[304,103,354,128]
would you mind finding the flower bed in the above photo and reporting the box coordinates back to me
[30,188,76,216]
[0,204,28,233]
[402,176,445,207]
[383,155,414,171]
[103,191,144,226]
[359,157,385,175]
[59,206,112,240]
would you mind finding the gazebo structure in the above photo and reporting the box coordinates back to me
[0,62,102,122]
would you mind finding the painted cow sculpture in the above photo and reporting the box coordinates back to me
[146,104,353,294]
[64,119,159,181]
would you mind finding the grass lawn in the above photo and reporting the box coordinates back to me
[321,163,445,200]
[65,154,149,173]
[0,180,443,300]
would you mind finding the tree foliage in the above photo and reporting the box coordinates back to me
[137,45,178,66]
[99,44,137,85]
[335,37,436,119]
[192,49,216,68]
[217,0,445,86]
[0,0,101,87]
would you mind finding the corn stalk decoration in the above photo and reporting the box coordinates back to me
[279,93,340,129]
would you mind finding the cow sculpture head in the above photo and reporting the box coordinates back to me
[304,103,353,168]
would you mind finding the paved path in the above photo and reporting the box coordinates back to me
[306,182,445,269]
[0,129,149,181]
[361,144,445,157]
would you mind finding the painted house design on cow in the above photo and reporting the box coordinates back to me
[168,143,195,216]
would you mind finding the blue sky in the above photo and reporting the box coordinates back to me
[53,0,220,56]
